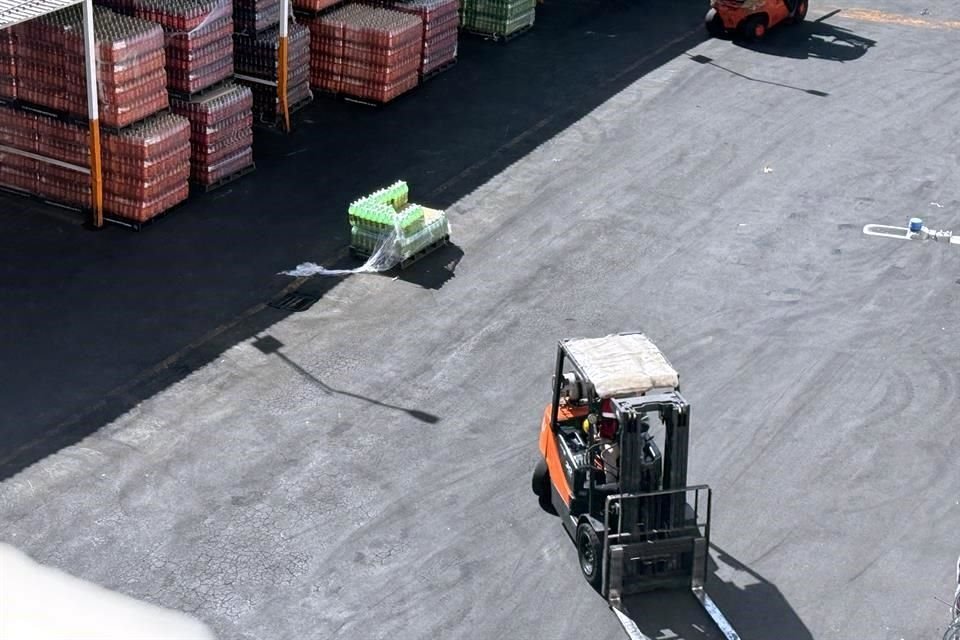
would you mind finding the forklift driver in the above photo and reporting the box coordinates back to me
[582,399,622,485]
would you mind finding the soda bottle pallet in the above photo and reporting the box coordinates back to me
[192,162,256,193]
[460,22,533,42]
[420,56,456,82]
[102,198,187,231]
[167,77,239,103]
[0,96,175,134]
[349,233,450,269]
[0,182,89,218]
[312,82,418,107]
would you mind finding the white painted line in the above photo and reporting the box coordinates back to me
[611,607,653,640]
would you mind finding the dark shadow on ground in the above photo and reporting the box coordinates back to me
[252,334,439,423]
[619,545,811,639]
[0,0,706,479]
[736,18,876,62]
[687,52,830,97]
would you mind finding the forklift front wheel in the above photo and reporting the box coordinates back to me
[705,9,725,38]
[576,522,602,590]
[532,460,556,514]
[792,0,808,23]
[740,14,768,40]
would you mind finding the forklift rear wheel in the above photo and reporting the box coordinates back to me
[705,8,724,37]
[792,0,808,23]
[532,460,556,514]
[740,15,768,40]
[576,522,602,590]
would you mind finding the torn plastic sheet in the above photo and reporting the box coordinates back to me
[281,226,404,277]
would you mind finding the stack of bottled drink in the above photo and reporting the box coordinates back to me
[0,105,191,221]
[348,181,451,260]
[170,81,254,185]
[460,0,535,37]
[233,0,281,33]
[234,21,312,122]
[308,4,422,103]
[293,0,342,13]
[135,0,235,95]
[0,29,16,100]
[12,6,169,128]
[392,0,458,79]
[101,112,191,220]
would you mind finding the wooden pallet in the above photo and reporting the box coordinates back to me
[462,23,533,42]
[420,58,458,83]
[194,162,256,193]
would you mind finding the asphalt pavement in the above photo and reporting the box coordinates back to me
[2,2,959,639]
[0,0,703,478]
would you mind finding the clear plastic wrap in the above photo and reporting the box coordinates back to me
[12,6,170,128]
[135,0,236,95]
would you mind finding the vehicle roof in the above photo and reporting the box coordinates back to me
[563,333,679,398]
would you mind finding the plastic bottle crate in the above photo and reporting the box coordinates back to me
[233,0,281,33]
[105,182,190,222]
[191,145,253,185]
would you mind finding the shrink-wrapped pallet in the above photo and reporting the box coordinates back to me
[171,81,254,185]
[13,6,169,128]
[136,0,235,94]
[309,5,421,103]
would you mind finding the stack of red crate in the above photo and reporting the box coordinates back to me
[0,105,190,221]
[101,113,191,220]
[233,0,281,33]
[309,4,422,103]
[171,82,253,186]
[135,0,235,95]
[0,29,16,100]
[234,22,312,122]
[392,0,457,80]
[13,6,169,128]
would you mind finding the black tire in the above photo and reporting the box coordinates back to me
[705,8,724,38]
[532,460,556,514]
[738,14,768,41]
[576,522,602,590]
[792,0,808,23]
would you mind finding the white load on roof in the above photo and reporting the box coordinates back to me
[564,333,679,398]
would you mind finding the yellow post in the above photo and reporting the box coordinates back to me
[89,119,103,227]
[278,35,291,133]
[82,0,104,227]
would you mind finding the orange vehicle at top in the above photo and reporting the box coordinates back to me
[705,0,809,40]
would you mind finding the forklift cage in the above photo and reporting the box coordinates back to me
[602,485,712,606]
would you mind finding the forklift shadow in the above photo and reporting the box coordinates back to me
[736,20,877,62]
[705,544,813,640]
[618,544,812,639]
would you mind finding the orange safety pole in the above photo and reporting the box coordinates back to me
[278,0,291,132]
[278,35,291,133]
[89,119,103,226]
[82,0,104,227]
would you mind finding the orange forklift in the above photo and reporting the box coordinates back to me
[705,0,808,40]
[532,333,739,639]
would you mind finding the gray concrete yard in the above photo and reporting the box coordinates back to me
[2,3,959,639]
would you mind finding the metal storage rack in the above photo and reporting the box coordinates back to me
[0,0,105,226]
